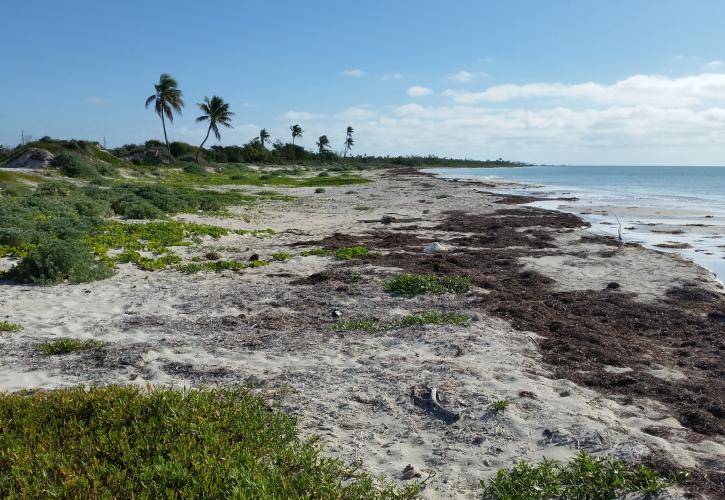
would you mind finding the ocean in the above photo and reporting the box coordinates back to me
[425,165,725,282]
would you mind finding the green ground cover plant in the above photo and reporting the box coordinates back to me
[335,311,470,332]
[271,251,292,261]
[480,452,672,499]
[383,274,472,298]
[397,311,469,327]
[489,400,511,412]
[37,338,110,355]
[301,246,370,260]
[0,321,23,332]
[177,259,268,274]
[0,386,418,498]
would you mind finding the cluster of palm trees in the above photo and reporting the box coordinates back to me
[145,73,355,162]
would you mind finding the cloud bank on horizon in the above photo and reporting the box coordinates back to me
[230,70,723,166]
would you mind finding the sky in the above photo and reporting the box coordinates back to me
[2,0,725,165]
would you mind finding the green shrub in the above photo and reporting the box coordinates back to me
[37,338,109,355]
[480,452,672,499]
[110,195,163,219]
[2,239,114,285]
[384,274,471,298]
[0,386,417,498]
[0,321,23,332]
[51,153,99,179]
[182,163,207,175]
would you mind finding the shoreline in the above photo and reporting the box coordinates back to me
[1,167,723,498]
[426,167,725,287]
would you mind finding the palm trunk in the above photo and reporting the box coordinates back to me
[161,112,171,156]
[292,136,295,145]
[196,125,212,163]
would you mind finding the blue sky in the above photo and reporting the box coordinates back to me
[2,0,725,164]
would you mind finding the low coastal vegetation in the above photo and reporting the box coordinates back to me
[37,338,110,355]
[489,399,511,412]
[334,311,470,332]
[0,321,22,332]
[383,273,472,298]
[302,246,370,260]
[0,386,418,498]
[481,452,673,499]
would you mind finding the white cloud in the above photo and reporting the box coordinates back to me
[84,96,105,106]
[382,73,403,81]
[276,94,725,165]
[406,85,433,97]
[704,60,724,71]
[341,68,365,77]
[443,73,725,107]
[278,110,327,121]
[448,70,488,83]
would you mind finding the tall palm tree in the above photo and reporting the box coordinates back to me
[195,96,234,163]
[259,128,271,149]
[290,124,303,145]
[343,126,354,157]
[145,73,184,155]
[316,135,330,154]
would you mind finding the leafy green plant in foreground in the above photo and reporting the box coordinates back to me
[0,386,418,498]
[37,338,110,355]
[481,452,672,499]
[384,273,471,298]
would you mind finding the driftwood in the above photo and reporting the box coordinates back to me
[411,386,460,424]
[359,216,424,225]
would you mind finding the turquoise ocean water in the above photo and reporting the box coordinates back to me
[427,165,725,282]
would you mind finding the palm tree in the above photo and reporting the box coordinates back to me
[290,124,303,145]
[316,135,330,154]
[195,96,234,163]
[145,73,184,155]
[343,126,354,157]
[259,128,271,149]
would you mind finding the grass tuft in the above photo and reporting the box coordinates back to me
[397,311,470,327]
[37,338,110,355]
[0,386,417,498]
[489,399,511,412]
[271,251,292,262]
[384,273,471,298]
[334,319,380,332]
[0,321,23,332]
[480,452,672,499]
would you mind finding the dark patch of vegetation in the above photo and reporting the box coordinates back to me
[0,386,417,498]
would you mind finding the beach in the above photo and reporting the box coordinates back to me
[1,167,723,498]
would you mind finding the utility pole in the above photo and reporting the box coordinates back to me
[21,130,24,145]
